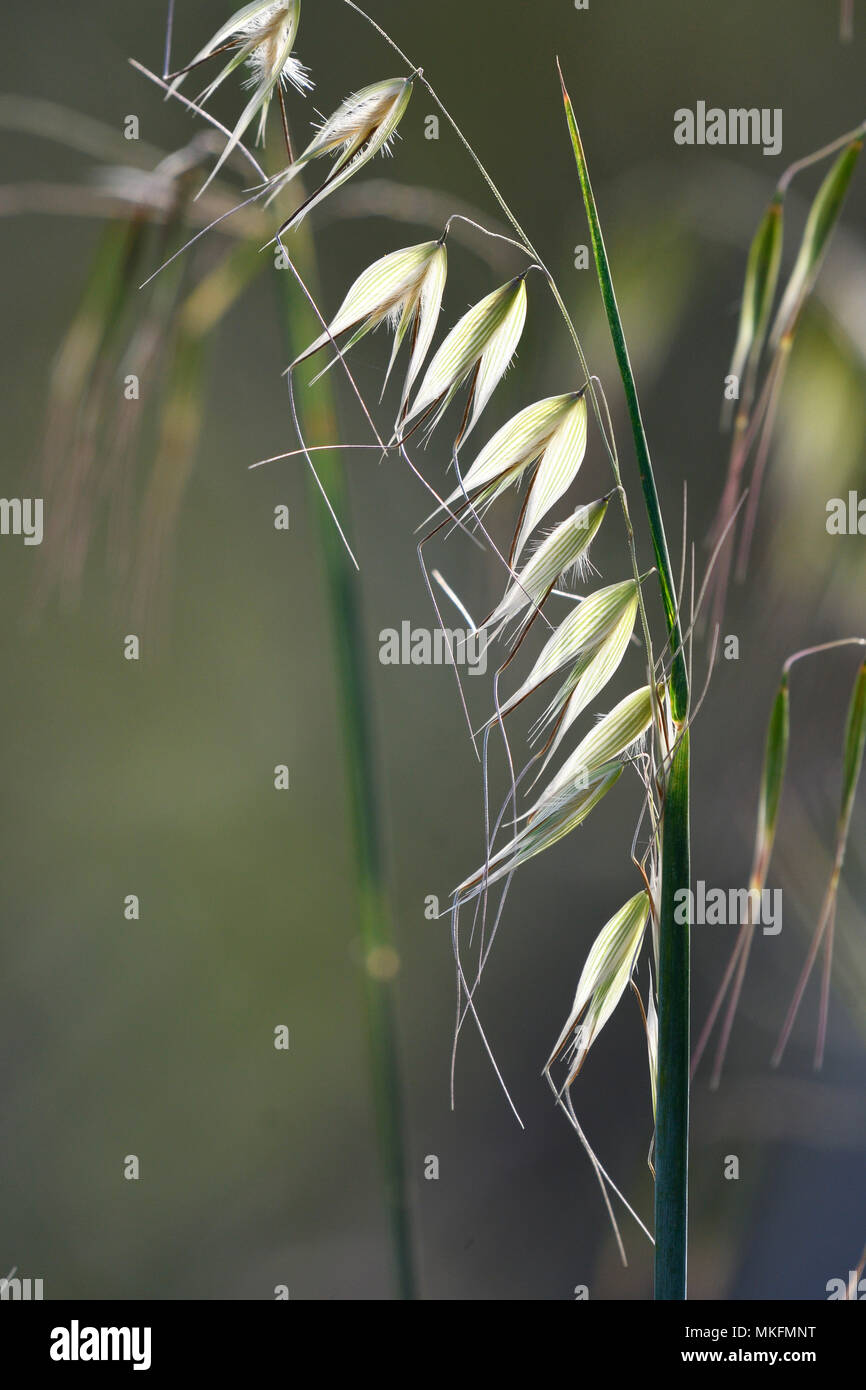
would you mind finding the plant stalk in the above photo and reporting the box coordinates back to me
[276,221,417,1302]
[655,730,690,1297]
[560,75,691,1299]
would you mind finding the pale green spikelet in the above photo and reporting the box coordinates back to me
[533,592,639,773]
[511,391,588,561]
[752,671,790,882]
[548,890,652,1087]
[723,193,783,425]
[431,391,586,524]
[488,577,642,722]
[272,75,416,229]
[170,1,311,194]
[402,274,527,440]
[481,494,611,639]
[770,139,862,348]
[527,684,656,822]
[288,239,447,404]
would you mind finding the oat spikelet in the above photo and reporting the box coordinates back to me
[169,1,312,193]
[288,239,447,409]
[270,76,416,230]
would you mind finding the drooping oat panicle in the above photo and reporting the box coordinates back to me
[773,660,866,1069]
[169,1,311,193]
[533,592,639,773]
[480,495,611,640]
[487,577,642,722]
[271,75,416,231]
[528,684,656,821]
[547,891,652,1088]
[401,274,528,441]
[722,194,783,428]
[770,139,862,348]
[288,239,447,406]
[431,391,587,529]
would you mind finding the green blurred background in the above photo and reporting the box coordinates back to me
[1,0,865,1299]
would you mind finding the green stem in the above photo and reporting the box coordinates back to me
[276,224,417,1302]
[559,70,691,1299]
[656,731,690,1298]
[559,73,687,720]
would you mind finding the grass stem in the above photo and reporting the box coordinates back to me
[276,218,417,1302]
[558,70,691,1299]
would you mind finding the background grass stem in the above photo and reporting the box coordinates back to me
[276,218,417,1302]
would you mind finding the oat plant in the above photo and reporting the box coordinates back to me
[24,0,843,1301]
[186,1,697,1297]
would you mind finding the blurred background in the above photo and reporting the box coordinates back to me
[1,0,865,1300]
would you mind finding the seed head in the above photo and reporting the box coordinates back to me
[491,578,641,721]
[548,890,652,1087]
[511,392,588,561]
[723,194,783,426]
[242,1,312,107]
[170,1,312,194]
[531,684,655,820]
[771,139,862,348]
[481,494,610,641]
[402,276,528,441]
[289,239,447,407]
[533,592,639,774]
[271,75,416,228]
[432,392,585,525]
